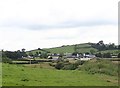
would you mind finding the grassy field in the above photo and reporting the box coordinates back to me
[2,63,118,86]
[29,43,119,54]
[101,50,120,55]
[26,49,48,55]
[44,43,98,54]
[79,59,118,76]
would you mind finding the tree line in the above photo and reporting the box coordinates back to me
[2,48,48,60]
[91,40,120,51]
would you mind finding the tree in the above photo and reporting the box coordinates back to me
[118,45,120,50]
[2,50,6,58]
[39,52,41,54]
[40,52,47,58]
[98,40,104,45]
[28,52,33,57]
[118,53,120,58]
[95,52,102,58]
[92,40,106,51]
[108,43,115,50]
[16,50,22,58]
[21,48,27,57]
[90,49,96,54]
[85,52,90,55]
[55,62,64,70]
[4,51,20,59]
[59,53,64,58]
[38,48,41,50]
[103,53,111,58]
[72,52,78,56]
[22,48,25,52]
[74,45,78,53]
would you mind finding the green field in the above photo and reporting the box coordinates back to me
[26,49,48,55]
[2,63,118,86]
[28,43,119,54]
[26,43,97,54]
[101,50,120,55]
[44,43,98,54]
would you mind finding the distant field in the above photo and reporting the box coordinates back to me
[101,50,120,55]
[44,43,98,53]
[28,43,119,54]
[2,63,118,86]
[26,49,47,54]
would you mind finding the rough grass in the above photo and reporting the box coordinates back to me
[2,63,118,86]
[79,59,118,76]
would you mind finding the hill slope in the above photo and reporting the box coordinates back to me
[44,43,98,54]
[27,43,119,54]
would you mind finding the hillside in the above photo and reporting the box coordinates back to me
[44,43,98,54]
[26,42,120,55]
[26,48,50,54]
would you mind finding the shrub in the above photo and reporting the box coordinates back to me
[118,53,120,58]
[95,53,102,58]
[62,64,78,70]
[79,59,118,76]
[63,59,69,63]
[55,62,64,70]
[75,60,85,65]
[103,53,112,58]
[2,57,12,63]
[49,62,56,67]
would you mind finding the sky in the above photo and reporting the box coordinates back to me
[0,0,119,51]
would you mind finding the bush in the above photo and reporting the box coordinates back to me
[95,53,102,58]
[62,64,78,70]
[75,60,85,65]
[49,62,56,67]
[55,61,78,70]
[2,57,12,63]
[118,53,120,58]
[55,62,64,70]
[40,52,48,59]
[103,53,111,58]
[63,59,69,63]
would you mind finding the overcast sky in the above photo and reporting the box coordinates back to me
[0,0,119,51]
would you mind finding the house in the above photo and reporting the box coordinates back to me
[27,55,34,59]
[83,53,96,58]
[81,58,91,61]
[65,53,72,58]
[111,55,117,58]
[47,54,59,61]
[47,56,52,59]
